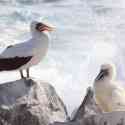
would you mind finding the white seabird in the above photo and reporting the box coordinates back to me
[93,63,125,112]
[0,21,54,78]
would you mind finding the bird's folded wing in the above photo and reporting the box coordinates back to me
[111,87,125,109]
[0,56,33,71]
[0,40,35,58]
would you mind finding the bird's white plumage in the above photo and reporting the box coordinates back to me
[93,64,125,112]
[1,40,35,58]
[0,21,50,70]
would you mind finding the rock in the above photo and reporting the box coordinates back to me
[0,78,68,125]
[51,87,101,125]
[52,87,125,125]
[71,87,101,121]
[79,111,125,125]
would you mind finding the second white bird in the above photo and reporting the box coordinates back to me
[93,63,125,112]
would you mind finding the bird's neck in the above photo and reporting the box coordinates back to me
[32,31,50,43]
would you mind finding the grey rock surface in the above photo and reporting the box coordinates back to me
[71,87,101,121]
[0,78,68,125]
[52,87,125,125]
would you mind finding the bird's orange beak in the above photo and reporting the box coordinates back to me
[39,25,54,32]
[44,25,54,31]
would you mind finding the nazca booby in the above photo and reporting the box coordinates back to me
[0,21,53,78]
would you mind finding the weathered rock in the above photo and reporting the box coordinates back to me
[71,87,101,121]
[0,78,68,125]
[52,87,125,125]
[51,87,101,125]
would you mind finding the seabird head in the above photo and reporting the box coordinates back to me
[95,63,116,81]
[31,21,54,36]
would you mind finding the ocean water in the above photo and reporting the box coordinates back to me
[0,0,125,115]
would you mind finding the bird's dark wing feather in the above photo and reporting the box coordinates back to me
[7,45,14,49]
[0,56,32,71]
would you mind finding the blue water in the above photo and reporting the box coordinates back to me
[0,0,125,115]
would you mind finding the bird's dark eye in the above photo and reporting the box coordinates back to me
[36,23,44,30]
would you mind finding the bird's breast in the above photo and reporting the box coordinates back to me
[30,38,49,65]
[94,81,113,98]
